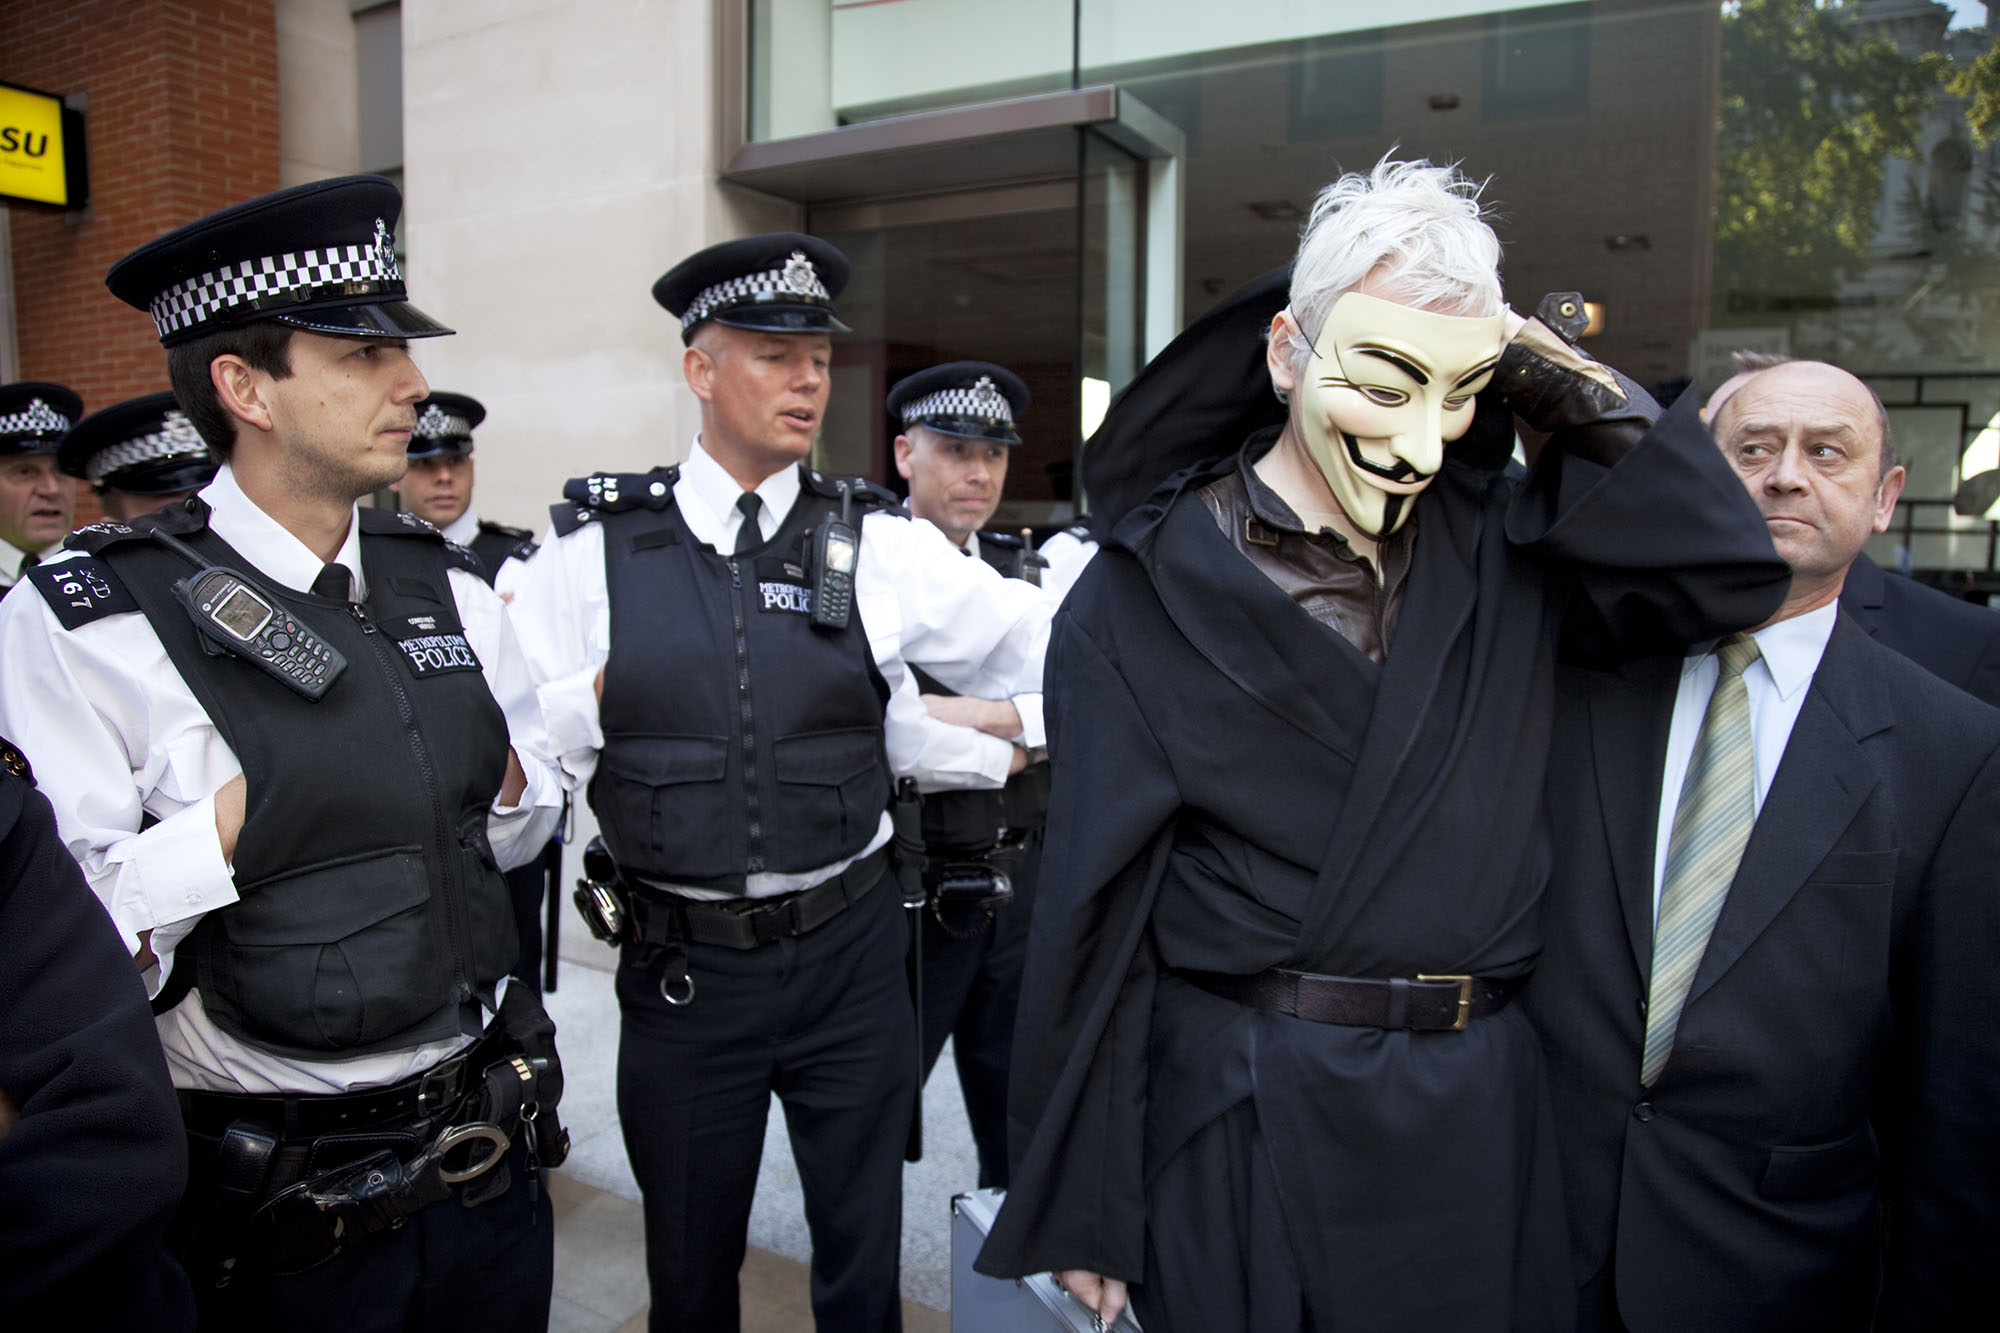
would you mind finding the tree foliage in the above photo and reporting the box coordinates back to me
[1714,0,1949,317]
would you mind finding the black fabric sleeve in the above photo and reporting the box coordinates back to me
[976,603,1182,1283]
[1504,389,1792,662]
[0,779,195,1328]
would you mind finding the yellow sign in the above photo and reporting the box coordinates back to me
[0,82,73,208]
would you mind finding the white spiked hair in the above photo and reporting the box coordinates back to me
[1281,157,1504,379]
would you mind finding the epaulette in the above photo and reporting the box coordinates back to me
[27,551,141,630]
[440,538,486,578]
[553,467,679,536]
[359,507,446,540]
[980,530,1026,550]
[480,520,540,563]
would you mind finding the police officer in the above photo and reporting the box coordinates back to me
[0,382,81,590]
[389,391,539,594]
[887,360,1051,1188]
[390,390,557,993]
[508,233,1054,1332]
[0,175,567,1333]
[57,391,219,523]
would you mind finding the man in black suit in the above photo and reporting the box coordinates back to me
[1705,352,2000,707]
[1838,551,2000,707]
[1531,358,2000,1330]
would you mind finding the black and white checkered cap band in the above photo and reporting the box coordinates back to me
[413,404,474,441]
[0,398,75,438]
[147,218,404,339]
[901,381,1014,427]
[85,409,208,482]
[680,251,832,332]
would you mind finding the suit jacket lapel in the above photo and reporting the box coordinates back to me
[1585,655,1679,976]
[1685,616,1889,1006]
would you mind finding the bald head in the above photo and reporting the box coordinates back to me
[1709,359,1896,479]
[1711,360,1907,620]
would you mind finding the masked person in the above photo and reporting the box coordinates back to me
[58,392,219,523]
[888,360,1050,1188]
[0,175,568,1333]
[507,234,1053,1332]
[973,159,1792,1331]
[0,382,82,590]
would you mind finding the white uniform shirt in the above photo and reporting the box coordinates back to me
[907,524,1051,782]
[1651,601,1837,917]
[506,438,1055,898]
[0,466,565,1093]
[1036,527,1100,602]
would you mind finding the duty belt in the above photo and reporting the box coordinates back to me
[1180,966,1522,1033]
[174,1019,567,1280]
[629,846,889,951]
[176,1024,506,1139]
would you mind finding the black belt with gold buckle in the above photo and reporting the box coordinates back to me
[1179,966,1520,1033]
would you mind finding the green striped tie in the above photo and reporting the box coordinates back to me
[1641,632,1762,1087]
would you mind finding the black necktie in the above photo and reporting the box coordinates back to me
[310,562,353,601]
[733,493,764,556]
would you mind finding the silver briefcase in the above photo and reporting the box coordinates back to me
[950,1188,1141,1332]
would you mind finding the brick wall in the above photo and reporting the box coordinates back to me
[1,0,279,522]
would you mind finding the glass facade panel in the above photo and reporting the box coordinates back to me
[752,1,2000,587]
[813,130,1147,528]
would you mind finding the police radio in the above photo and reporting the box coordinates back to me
[151,533,348,701]
[810,483,858,630]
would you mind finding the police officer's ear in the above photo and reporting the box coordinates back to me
[211,352,277,438]
[893,432,918,482]
[683,342,716,403]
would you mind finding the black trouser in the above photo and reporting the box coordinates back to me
[917,839,1039,1188]
[182,1132,553,1333]
[615,868,915,1333]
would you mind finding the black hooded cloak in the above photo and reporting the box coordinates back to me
[975,288,1790,1329]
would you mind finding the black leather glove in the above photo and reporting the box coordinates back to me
[1492,292,1661,469]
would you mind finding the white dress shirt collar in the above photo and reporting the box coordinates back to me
[200,465,365,599]
[1681,600,1836,700]
[440,509,481,547]
[680,436,801,547]
[0,534,31,585]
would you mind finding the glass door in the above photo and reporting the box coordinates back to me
[811,128,1149,532]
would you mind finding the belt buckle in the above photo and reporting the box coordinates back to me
[415,1058,460,1118]
[1416,974,1474,1032]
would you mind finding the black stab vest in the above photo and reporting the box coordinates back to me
[468,521,536,588]
[79,504,516,1058]
[590,471,891,891]
[912,535,1052,852]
